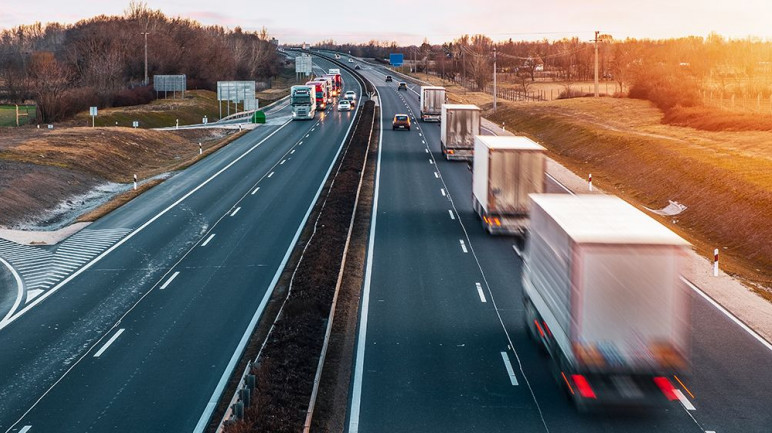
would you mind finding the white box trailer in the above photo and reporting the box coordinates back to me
[419,86,445,121]
[523,194,691,409]
[472,135,546,234]
[440,104,480,161]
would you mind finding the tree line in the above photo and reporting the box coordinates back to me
[0,1,282,122]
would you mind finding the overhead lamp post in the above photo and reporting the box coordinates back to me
[141,31,150,85]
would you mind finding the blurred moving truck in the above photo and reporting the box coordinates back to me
[440,104,480,161]
[472,136,545,234]
[523,194,691,410]
[305,80,329,110]
[419,86,445,121]
[290,85,316,120]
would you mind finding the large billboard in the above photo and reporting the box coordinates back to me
[389,53,404,67]
[217,81,256,103]
[295,54,313,75]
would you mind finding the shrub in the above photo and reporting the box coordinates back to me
[112,85,155,107]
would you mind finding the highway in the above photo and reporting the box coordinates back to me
[347,58,772,432]
[0,56,361,432]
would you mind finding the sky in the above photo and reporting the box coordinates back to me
[1,0,771,45]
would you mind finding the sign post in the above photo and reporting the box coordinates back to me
[89,106,98,127]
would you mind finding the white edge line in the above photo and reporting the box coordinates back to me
[160,271,180,290]
[194,71,364,433]
[0,258,23,325]
[93,328,125,358]
[0,120,293,331]
[500,351,519,385]
[476,283,487,303]
[674,389,696,411]
[348,76,381,433]
[201,234,216,247]
[683,277,772,353]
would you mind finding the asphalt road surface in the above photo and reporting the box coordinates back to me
[0,56,361,433]
[347,58,772,433]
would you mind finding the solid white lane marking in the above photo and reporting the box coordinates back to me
[675,389,696,411]
[291,149,296,154]
[230,207,241,217]
[268,171,275,178]
[251,186,260,195]
[441,188,446,196]
[434,172,439,178]
[512,244,522,257]
[160,271,180,290]
[19,426,31,433]
[448,209,455,220]
[0,257,23,325]
[201,234,215,247]
[459,239,468,253]
[501,352,519,385]
[93,328,125,358]
[476,282,487,303]
[280,159,286,165]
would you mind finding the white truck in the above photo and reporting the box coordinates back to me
[440,104,480,161]
[523,194,691,410]
[290,85,316,120]
[419,86,445,121]
[472,135,546,234]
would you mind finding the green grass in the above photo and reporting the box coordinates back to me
[0,105,35,127]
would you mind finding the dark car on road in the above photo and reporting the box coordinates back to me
[385,75,393,82]
[398,82,407,91]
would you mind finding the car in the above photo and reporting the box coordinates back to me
[392,114,411,130]
[397,82,407,91]
[343,91,357,107]
[385,75,393,82]
[348,57,354,63]
[337,99,352,111]
[354,64,361,70]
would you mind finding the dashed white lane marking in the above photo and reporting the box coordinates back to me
[419,132,422,136]
[251,187,260,195]
[434,172,439,178]
[459,239,468,253]
[476,282,487,303]
[675,389,696,411]
[93,328,125,358]
[501,352,519,385]
[291,149,296,154]
[280,159,286,165]
[230,207,241,217]
[201,234,215,247]
[425,148,428,153]
[422,140,425,144]
[448,209,455,220]
[429,159,434,165]
[512,244,522,257]
[160,271,180,290]
[705,431,716,433]
[441,188,446,197]
[268,171,275,178]
[19,426,31,433]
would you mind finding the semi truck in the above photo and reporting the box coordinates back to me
[315,76,334,103]
[419,86,445,121]
[323,72,343,96]
[328,69,343,95]
[523,194,691,410]
[306,80,329,110]
[290,85,316,120]
[472,135,546,234]
[440,104,480,161]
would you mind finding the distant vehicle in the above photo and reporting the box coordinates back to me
[397,82,407,91]
[290,85,316,120]
[523,194,691,410]
[385,75,393,82]
[354,64,361,70]
[348,57,354,63]
[392,114,411,130]
[315,76,334,102]
[472,135,545,235]
[337,99,352,111]
[343,91,357,107]
[440,104,480,160]
[322,73,342,97]
[305,80,329,110]
[335,53,341,59]
[419,86,446,121]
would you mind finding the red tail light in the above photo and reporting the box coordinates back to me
[571,375,597,399]
[448,149,455,154]
[534,320,545,337]
[654,376,678,401]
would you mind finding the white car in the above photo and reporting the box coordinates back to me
[348,57,354,63]
[343,91,357,106]
[337,99,352,111]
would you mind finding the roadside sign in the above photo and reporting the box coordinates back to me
[89,106,97,116]
[132,121,139,128]
[389,53,404,67]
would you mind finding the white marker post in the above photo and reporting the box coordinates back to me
[199,142,202,155]
[176,119,179,129]
[588,173,593,191]
[502,122,505,132]
[713,248,719,276]
[133,174,137,191]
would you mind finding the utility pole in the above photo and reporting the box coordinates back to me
[141,31,150,86]
[594,30,599,98]
[493,46,497,111]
